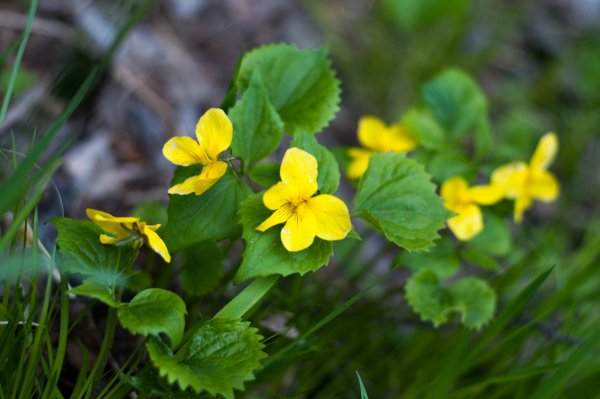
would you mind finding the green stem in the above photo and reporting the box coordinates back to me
[214,276,279,320]
[83,307,118,399]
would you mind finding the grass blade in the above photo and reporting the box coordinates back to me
[0,0,38,126]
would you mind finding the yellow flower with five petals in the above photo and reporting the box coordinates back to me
[441,177,504,241]
[163,108,232,196]
[491,132,560,223]
[347,116,418,179]
[256,148,352,252]
[86,208,171,263]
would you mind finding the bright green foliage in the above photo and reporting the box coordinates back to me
[448,277,497,329]
[118,288,186,347]
[180,241,223,296]
[52,218,138,306]
[229,72,284,167]
[422,68,486,137]
[146,318,266,399]
[291,130,341,194]
[163,168,252,251]
[427,148,476,182]
[237,44,341,134]
[461,247,500,271]
[405,269,496,329]
[70,280,120,308]
[248,162,280,187]
[405,269,451,326]
[355,153,452,251]
[235,193,333,283]
[383,0,468,30]
[421,68,492,156]
[402,107,445,149]
[395,238,459,278]
[468,211,512,256]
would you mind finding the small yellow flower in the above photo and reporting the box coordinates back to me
[256,148,352,252]
[347,116,418,179]
[162,108,233,196]
[441,177,504,241]
[86,208,171,263]
[491,132,560,222]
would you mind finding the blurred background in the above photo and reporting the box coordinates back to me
[1,0,600,397]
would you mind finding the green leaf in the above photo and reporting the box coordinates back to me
[383,0,468,30]
[422,68,487,136]
[229,72,284,167]
[405,269,452,327]
[402,107,445,149]
[355,153,452,251]
[69,279,120,307]
[468,211,512,256]
[421,68,492,156]
[52,219,138,275]
[291,130,340,193]
[248,162,280,187]
[356,371,369,399]
[461,247,499,271]
[428,148,476,182]
[118,288,186,347]
[395,238,459,278]
[163,169,253,251]
[235,193,333,283]
[447,277,496,330]
[146,318,266,399]
[237,44,341,134]
[52,218,137,306]
[180,241,223,297]
[405,270,496,329]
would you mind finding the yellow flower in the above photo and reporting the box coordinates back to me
[256,148,352,252]
[162,108,233,196]
[491,132,560,223]
[441,177,504,241]
[86,208,171,263]
[347,116,418,179]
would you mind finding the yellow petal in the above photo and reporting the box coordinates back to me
[514,195,533,223]
[440,176,469,206]
[346,148,372,180]
[358,116,387,151]
[306,194,351,241]
[144,223,161,232]
[99,234,120,244]
[529,170,560,202]
[86,208,136,239]
[256,204,294,232]
[381,123,418,152]
[468,184,504,205]
[168,161,228,196]
[491,161,528,199]
[280,148,318,200]
[530,132,558,171]
[447,204,483,241]
[196,108,233,161]
[280,204,317,252]
[143,227,171,263]
[162,136,207,166]
[263,182,294,210]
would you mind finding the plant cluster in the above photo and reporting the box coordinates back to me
[1,2,574,395]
